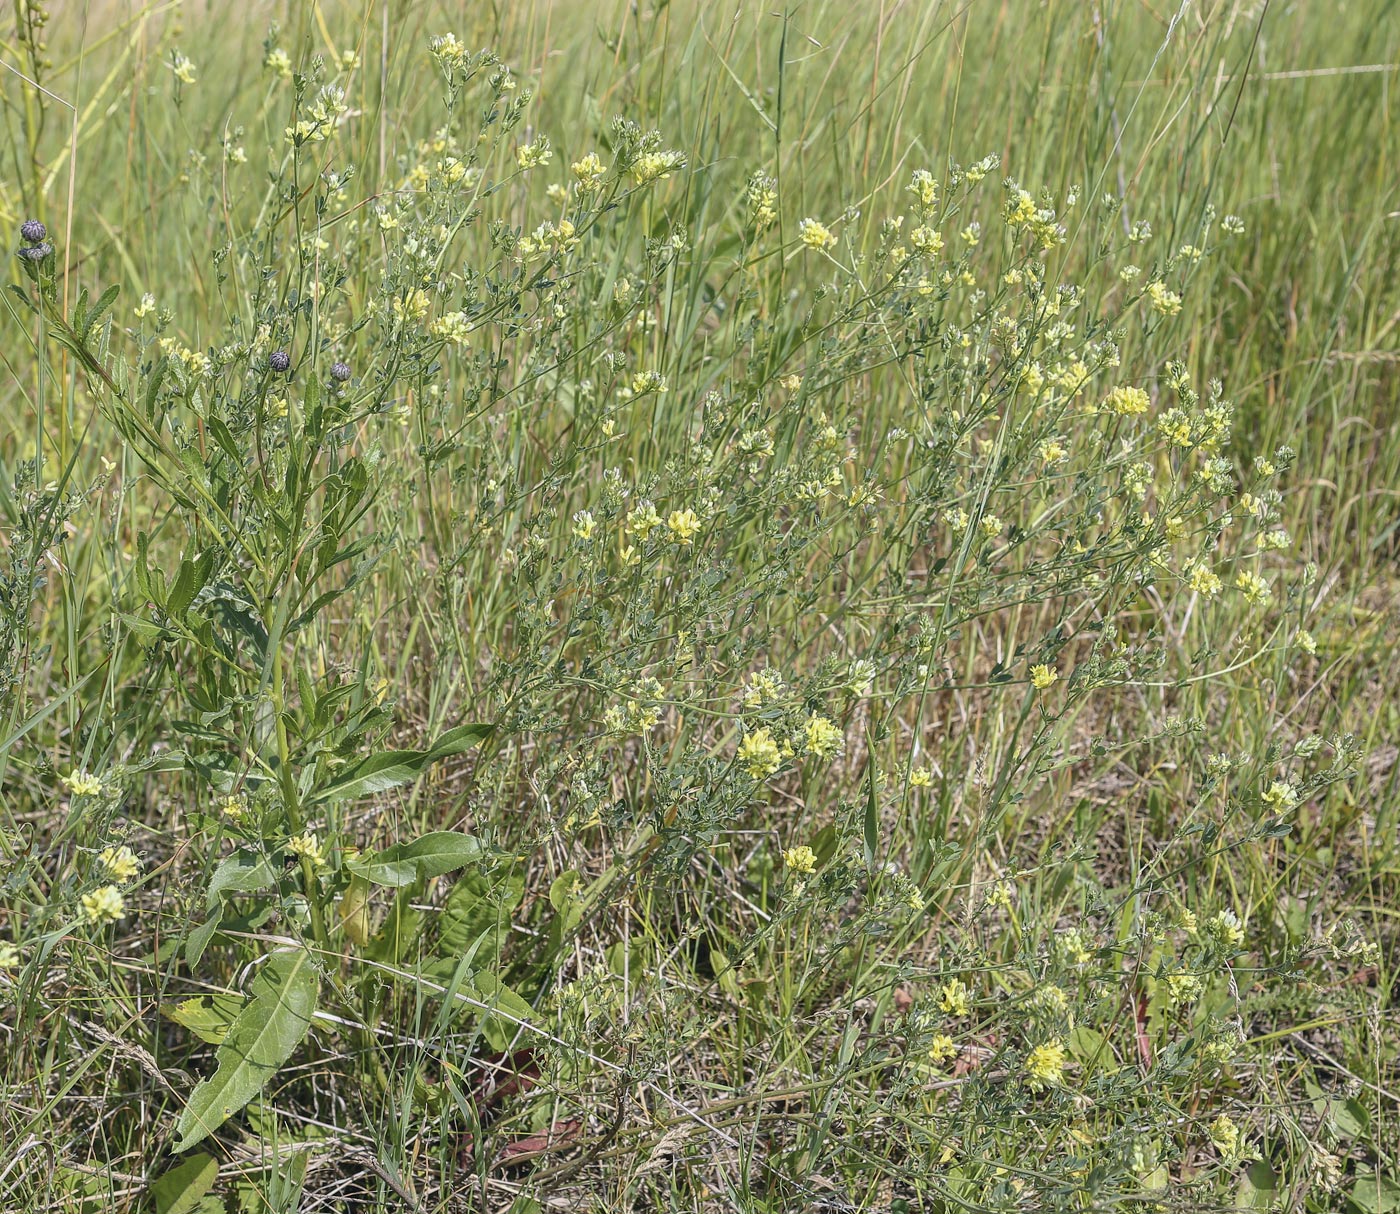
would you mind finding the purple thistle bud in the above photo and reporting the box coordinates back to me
[20,219,46,243]
[269,350,291,373]
[17,242,52,262]
[330,361,352,382]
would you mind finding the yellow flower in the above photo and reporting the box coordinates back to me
[1235,569,1271,605]
[626,501,663,539]
[100,846,141,883]
[909,766,933,788]
[1158,407,1193,447]
[1147,280,1183,316]
[264,47,293,79]
[62,770,103,797]
[979,515,1004,539]
[667,509,702,545]
[742,669,785,709]
[630,370,668,395]
[784,844,817,874]
[1208,909,1245,949]
[738,728,782,779]
[1103,386,1150,416]
[516,137,552,169]
[429,33,469,66]
[435,156,468,185]
[393,290,431,324]
[1166,972,1203,1006]
[908,169,939,209]
[1031,984,1068,1018]
[1024,1039,1067,1089]
[1209,1113,1245,1161]
[1058,927,1095,965]
[1030,664,1058,691]
[1006,188,1037,226]
[571,152,607,188]
[927,1034,957,1064]
[82,885,126,925]
[169,52,197,85]
[803,715,842,760]
[909,224,944,255]
[1262,780,1298,810]
[938,978,971,1017]
[1188,562,1222,599]
[429,311,471,346]
[1298,629,1317,655]
[630,150,685,185]
[287,832,328,869]
[571,510,597,541]
[798,218,837,251]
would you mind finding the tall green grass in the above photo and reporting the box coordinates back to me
[0,2,1396,1211]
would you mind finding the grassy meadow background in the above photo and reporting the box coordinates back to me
[1,0,1398,1210]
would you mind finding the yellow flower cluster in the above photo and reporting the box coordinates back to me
[798,218,837,251]
[1103,385,1149,416]
[630,149,685,185]
[1024,1039,1066,1089]
[803,714,842,759]
[288,832,328,870]
[667,509,701,544]
[784,845,817,874]
[430,311,471,346]
[62,770,104,797]
[82,885,126,925]
[939,978,971,1017]
[100,846,141,882]
[738,728,782,779]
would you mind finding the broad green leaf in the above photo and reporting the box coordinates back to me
[1331,1095,1370,1140]
[174,949,319,1152]
[81,282,121,341]
[1236,1160,1278,1210]
[167,550,214,618]
[467,970,537,1052]
[205,849,279,910]
[348,830,487,888]
[184,906,223,969]
[544,870,583,960]
[365,883,425,965]
[438,866,524,956]
[1351,1172,1400,1214]
[312,721,492,804]
[1067,1026,1113,1075]
[338,873,374,945]
[150,1153,219,1214]
[163,991,246,1044]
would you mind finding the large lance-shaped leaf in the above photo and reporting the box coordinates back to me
[174,948,319,1151]
[312,721,492,804]
[150,1153,219,1214]
[346,830,487,888]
